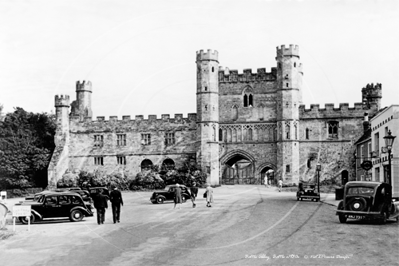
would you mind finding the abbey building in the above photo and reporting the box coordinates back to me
[48,45,382,187]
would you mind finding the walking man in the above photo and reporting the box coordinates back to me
[93,188,108,225]
[190,181,198,208]
[109,186,123,223]
[174,183,183,209]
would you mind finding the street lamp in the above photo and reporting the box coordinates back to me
[316,163,321,193]
[383,130,396,185]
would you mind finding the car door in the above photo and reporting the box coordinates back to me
[43,195,62,218]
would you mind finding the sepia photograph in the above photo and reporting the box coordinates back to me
[0,0,398,265]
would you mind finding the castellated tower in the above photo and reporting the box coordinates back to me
[276,45,303,184]
[71,80,93,119]
[196,49,220,186]
[362,83,382,110]
[48,95,71,188]
[54,95,70,140]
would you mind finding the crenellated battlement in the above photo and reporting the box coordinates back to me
[76,80,92,92]
[196,49,218,62]
[276,44,299,58]
[55,95,70,107]
[218,67,277,83]
[299,102,379,119]
[362,83,382,98]
[83,113,198,123]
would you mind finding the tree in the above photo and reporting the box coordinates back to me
[0,107,56,189]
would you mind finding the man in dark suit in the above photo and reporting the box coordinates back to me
[93,189,108,225]
[109,186,123,223]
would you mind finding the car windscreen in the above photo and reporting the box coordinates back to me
[347,187,374,195]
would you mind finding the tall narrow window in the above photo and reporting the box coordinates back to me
[294,62,296,67]
[232,105,238,121]
[286,164,290,173]
[327,121,339,139]
[305,128,310,139]
[374,132,379,156]
[248,95,253,106]
[219,128,223,141]
[212,67,214,72]
[141,134,151,145]
[94,135,104,147]
[117,134,126,146]
[243,94,248,107]
[294,124,297,140]
[117,156,126,165]
[248,128,253,141]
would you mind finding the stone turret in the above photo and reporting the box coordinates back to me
[71,80,92,120]
[196,49,220,185]
[362,83,382,110]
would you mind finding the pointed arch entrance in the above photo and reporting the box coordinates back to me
[221,151,255,185]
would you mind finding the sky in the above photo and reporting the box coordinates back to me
[1,0,398,119]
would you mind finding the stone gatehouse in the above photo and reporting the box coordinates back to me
[48,45,382,187]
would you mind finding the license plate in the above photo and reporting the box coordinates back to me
[348,215,364,219]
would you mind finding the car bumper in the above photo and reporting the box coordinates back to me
[336,210,382,218]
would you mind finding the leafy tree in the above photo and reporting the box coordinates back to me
[0,107,56,189]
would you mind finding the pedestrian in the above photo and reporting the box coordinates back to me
[205,183,213,207]
[190,181,198,208]
[264,175,269,188]
[93,188,108,225]
[174,183,183,209]
[278,179,283,192]
[109,185,123,223]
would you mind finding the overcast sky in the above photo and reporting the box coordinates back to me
[1,0,398,118]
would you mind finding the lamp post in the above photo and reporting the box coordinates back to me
[383,130,396,185]
[316,163,321,193]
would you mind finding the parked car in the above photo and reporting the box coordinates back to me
[25,188,92,203]
[16,191,94,224]
[150,184,191,204]
[296,183,320,202]
[336,181,399,224]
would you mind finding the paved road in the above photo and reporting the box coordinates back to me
[1,186,398,266]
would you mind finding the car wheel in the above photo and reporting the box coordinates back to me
[70,210,84,222]
[300,198,303,201]
[19,214,35,224]
[182,196,187,203]
[156,197,164,204]
[339,214,347,223]
[347,197,367,212]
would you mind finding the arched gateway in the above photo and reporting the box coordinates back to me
[221,150,256,185]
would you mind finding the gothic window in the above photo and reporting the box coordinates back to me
[116,134,126,146]
[117,156,126,165]
[165,132,175,146]
[94,135,104,147]
[305,128,310,139]
[141,133,151,145]
[141,159,153,171]
[327,121,339,139]
[219,128,223,141]
[243,87,254,107]
[94,156,104,166]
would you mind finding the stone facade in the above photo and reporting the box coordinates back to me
[48,45,382,187]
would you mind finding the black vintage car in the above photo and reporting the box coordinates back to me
[16,191,93,224]
[150,185,191,204]
[296,183,320,202]
[336,181,399,224]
